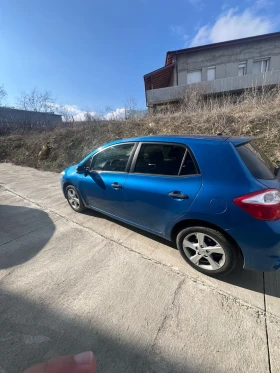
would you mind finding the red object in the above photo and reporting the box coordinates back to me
[234,189,280,221]
[144,64,175,91]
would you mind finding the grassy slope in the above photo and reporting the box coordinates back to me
[1,89,280,172]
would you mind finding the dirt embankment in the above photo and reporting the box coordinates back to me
[1,88,280,172]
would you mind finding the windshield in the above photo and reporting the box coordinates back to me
[236,141,275,180]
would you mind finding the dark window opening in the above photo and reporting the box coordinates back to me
[236,141,275,180]
[83,156,92,169]
[134,143,198,176]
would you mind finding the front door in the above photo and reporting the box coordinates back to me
[124,143,202,234]
[79,142,135,218]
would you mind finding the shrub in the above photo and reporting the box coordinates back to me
[1,86,280,172]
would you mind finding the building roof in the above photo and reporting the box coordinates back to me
[144,63,175,91]
[0,106,62,117]
[144,31,280,92]
[165,31,280,65]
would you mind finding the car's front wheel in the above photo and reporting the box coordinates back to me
[66,185,86,213]
[176,226,238,276]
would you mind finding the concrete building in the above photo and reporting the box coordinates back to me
[144,32,280,111]
[0,107,62,125]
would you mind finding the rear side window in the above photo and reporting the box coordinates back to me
[134,143,198,176]
[180,152,198,175]
[236,141,275,180]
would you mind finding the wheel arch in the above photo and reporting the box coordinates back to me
[170,218,244,261]
[64,182,87,208]
[63,182,72,197]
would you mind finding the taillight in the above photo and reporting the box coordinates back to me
[233,189,280,221]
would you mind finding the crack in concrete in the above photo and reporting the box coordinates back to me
[3,185,280,325]
[151,277,186,350]
[263,272,272,373]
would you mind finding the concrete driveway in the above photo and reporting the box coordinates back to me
[1,163,280,373]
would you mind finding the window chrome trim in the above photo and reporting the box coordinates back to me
[178,149,188,175]
[128,172,200,179]
[89,142,136,173]
[129,141,200,177]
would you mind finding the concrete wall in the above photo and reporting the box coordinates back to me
[147,70,280,106]
[177,36,280,86]
[0,107,62,124]
[169,55,177,87]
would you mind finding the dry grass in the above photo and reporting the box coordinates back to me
[1,86,280,172]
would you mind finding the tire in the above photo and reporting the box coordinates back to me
[65,185,86,213]
[176,226,238,276]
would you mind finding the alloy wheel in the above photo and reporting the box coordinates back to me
[67,188,80,210]
[182,232,226,271]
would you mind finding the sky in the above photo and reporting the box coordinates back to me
[0,0,279,120]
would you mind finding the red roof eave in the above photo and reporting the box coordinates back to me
[144,63,175,91]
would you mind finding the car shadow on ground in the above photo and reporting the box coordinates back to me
[82,208,174,248]
[82,208,280,299]
[0,205,55,269]
[220,256,280,300]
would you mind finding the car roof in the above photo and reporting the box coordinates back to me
[114,135,251,146]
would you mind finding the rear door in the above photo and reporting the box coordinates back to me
[123,142,202,234]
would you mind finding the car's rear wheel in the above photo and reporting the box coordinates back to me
[176,226,238,276]
[66,185,86,213]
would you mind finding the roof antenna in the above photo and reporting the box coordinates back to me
[216,123,231,139]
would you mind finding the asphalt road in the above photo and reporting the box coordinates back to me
[1,163,280,373]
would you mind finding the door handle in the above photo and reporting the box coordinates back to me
[111,182,122,189]
[168,191,189,199]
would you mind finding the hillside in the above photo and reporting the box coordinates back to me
[1,88,280,172]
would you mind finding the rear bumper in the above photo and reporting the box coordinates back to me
[226,220,280,271]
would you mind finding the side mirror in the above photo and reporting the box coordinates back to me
[76,165,87,174]
[88,169,97,176]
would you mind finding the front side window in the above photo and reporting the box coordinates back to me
[91,143,134,172]
[252,59,269,74]
[187,70,202,84]
[134,143,197,176]
[83,156,92,169]
[207,67,216,81]
[238,62,247,76]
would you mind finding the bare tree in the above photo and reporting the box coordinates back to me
[81,106,96,121]
[16,88,56,112]
[0,84,7,107]
[58,105,75,122]
[104,106,126,120]
[124,95,138,111]
[84,111,95,121]
[123,95,148,119]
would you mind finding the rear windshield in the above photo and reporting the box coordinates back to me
[236,141,275,180]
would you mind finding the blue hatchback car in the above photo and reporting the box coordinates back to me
[61,135,280,276]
